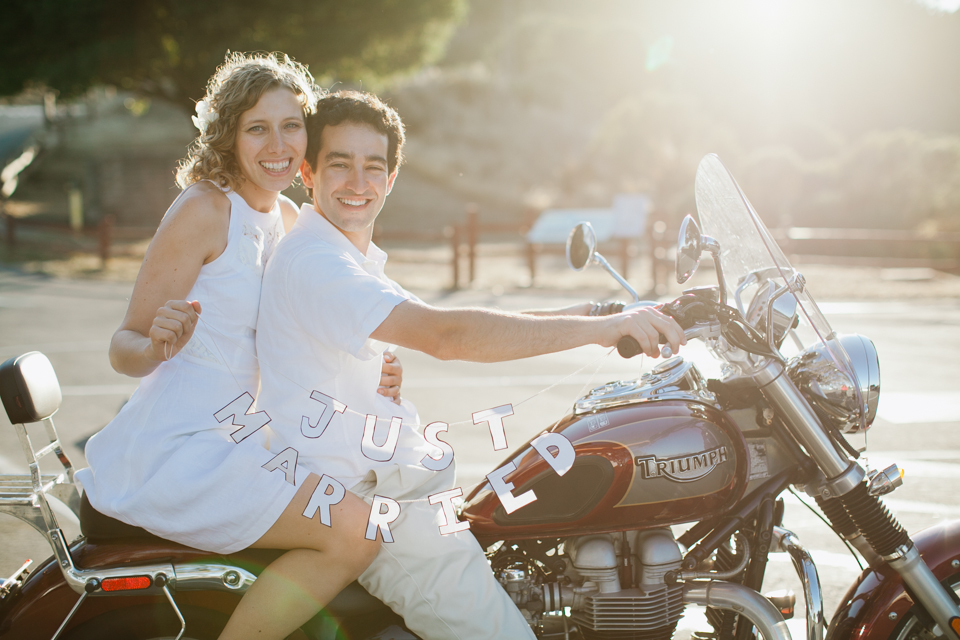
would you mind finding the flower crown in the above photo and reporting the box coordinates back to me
[192,99,219,135]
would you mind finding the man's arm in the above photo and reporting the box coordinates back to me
[370,301,684,363]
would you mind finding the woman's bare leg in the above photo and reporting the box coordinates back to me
[218,473,379,640]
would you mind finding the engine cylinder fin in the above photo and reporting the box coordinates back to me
[573,585,684,640]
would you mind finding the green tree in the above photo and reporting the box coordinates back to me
[0,0,465,107]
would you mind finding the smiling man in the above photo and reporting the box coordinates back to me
[255,91,683,639]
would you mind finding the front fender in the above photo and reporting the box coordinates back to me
[827,519,960,640]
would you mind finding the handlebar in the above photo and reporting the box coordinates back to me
[617,322,722,359]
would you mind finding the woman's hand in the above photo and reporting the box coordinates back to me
[377,351,403,404]
[147,300,202,363]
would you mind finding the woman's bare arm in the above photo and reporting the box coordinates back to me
[109,183,231,377]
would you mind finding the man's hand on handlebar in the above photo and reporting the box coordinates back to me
[608,306,685,359]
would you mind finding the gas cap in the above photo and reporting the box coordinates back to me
[653,357,684,375]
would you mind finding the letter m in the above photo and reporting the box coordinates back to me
[215,392,271,443]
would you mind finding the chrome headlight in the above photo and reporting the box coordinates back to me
[787,334,880,433]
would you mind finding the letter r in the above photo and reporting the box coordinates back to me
[365,495,401,543]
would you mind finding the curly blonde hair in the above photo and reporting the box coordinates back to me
[176,52,322,191]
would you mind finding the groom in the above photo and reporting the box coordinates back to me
[255,90,683,639]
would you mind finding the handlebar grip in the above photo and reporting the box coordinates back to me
[617,336,642,358]
[617,334,668,358]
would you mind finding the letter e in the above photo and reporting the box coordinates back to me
[487,462,537,514]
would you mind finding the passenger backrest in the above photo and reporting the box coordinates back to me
[0,352,63,424]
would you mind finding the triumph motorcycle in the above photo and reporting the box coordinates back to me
[2,153,960,640]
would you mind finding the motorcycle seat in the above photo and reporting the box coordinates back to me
[77,493,389,618]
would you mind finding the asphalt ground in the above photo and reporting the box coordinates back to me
[2,261,960,639]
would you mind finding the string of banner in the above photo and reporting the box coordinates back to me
[191,306,635,540]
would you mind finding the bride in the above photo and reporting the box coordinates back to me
[76,52,400,640]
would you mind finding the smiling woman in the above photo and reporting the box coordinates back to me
[73,53,387,640]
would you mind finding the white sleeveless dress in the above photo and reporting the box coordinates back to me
[76,188,302,554]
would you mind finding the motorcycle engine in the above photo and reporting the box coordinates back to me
[494,529,685,639]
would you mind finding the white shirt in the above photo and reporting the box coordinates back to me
[256,204,430,488]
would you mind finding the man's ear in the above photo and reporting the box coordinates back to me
[385,168,398,196]
[300,159,315,189]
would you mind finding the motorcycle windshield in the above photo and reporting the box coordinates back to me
[694,153,868,432]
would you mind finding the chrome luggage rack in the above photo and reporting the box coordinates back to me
[0,352,256,640]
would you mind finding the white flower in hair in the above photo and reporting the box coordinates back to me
[192,98,219,134]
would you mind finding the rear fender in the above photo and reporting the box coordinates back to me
[827,519,960,640]
[0,539,253,639]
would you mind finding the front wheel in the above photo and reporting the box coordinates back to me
[61,603,228,640]
[887,574,960,640]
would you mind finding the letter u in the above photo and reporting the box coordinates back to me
[361,415,403,462]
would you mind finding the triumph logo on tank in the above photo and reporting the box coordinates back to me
[635,446,729,482]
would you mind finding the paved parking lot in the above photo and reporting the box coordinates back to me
[3,265,960,637]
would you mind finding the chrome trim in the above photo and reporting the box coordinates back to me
[174,563,257,592]
[821,465,866,500]
[773,527,825,640]
[842,532,882,569]
[682,581,793,640]
[836,334,880,430]
[162,584,186,640]
[887,544,960,636]
[574,356,716,414]
[754,361,853,482]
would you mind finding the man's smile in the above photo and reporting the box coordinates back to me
[338,197,371,207]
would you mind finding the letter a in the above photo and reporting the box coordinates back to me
[215,393,270,444]
[473,404,514,451]
[301,391,347,439]
[487,462,537,514]
[361,415,402,462]
[262,447,299,485]
[531,432,576,477]
[365,495,401,543]
[302,475,346,527]
[420,421,454,472]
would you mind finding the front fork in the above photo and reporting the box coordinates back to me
[755,361,960,638]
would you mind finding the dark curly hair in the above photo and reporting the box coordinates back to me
[304,91,405,175]
[176,52,321,191]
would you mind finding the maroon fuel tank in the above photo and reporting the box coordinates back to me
[462,398,748,543]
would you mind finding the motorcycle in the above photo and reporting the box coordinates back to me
[3,153,960,640]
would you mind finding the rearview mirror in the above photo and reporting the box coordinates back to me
[676,215,703,284]
[566,222,597,271]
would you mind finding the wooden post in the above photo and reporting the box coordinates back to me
[526,242,537,285]
[98,215,114,268]
[466,203,479,285]
[0,198,17,248]
[450,224,461,290]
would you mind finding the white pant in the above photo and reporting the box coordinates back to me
[352,463,536,640]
